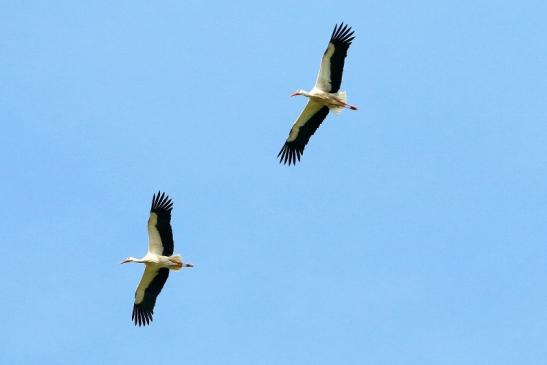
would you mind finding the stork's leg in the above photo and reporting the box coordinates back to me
[335,100,358,111]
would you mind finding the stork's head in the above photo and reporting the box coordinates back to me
[291,89,305,97]
[120,257,136,264]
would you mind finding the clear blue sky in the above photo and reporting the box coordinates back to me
[1,1,546,364]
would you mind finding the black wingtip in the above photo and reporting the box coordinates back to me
[330,22,355,45]
[132,305,154,327]
[277,143,303,166]
[151,191,173,213]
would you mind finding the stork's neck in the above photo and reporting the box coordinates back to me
[127,256,147,263]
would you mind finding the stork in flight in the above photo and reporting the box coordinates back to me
[121,191,193,326]
[278,23,357,165]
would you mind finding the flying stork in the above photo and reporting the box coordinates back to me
[278,23,357,165]
[121,191,193,326]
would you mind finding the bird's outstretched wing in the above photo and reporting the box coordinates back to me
[314,23,355,93]
[278,101,330,165]
[132,267,170,326]
[147,191,174,256]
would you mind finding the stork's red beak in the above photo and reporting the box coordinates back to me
[290,92,299,97]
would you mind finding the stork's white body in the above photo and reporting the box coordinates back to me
[303,88,352,113]
[124,253,183,269]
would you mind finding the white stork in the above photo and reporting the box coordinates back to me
[278,23,357,165]
[121,191,193,326]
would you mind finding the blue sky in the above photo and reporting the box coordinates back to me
[1,1,546,364]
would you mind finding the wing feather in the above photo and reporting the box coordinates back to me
[147,191,174,256]
[132,267,169,326]
[314,23,355,93]
[278,101,330,165]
